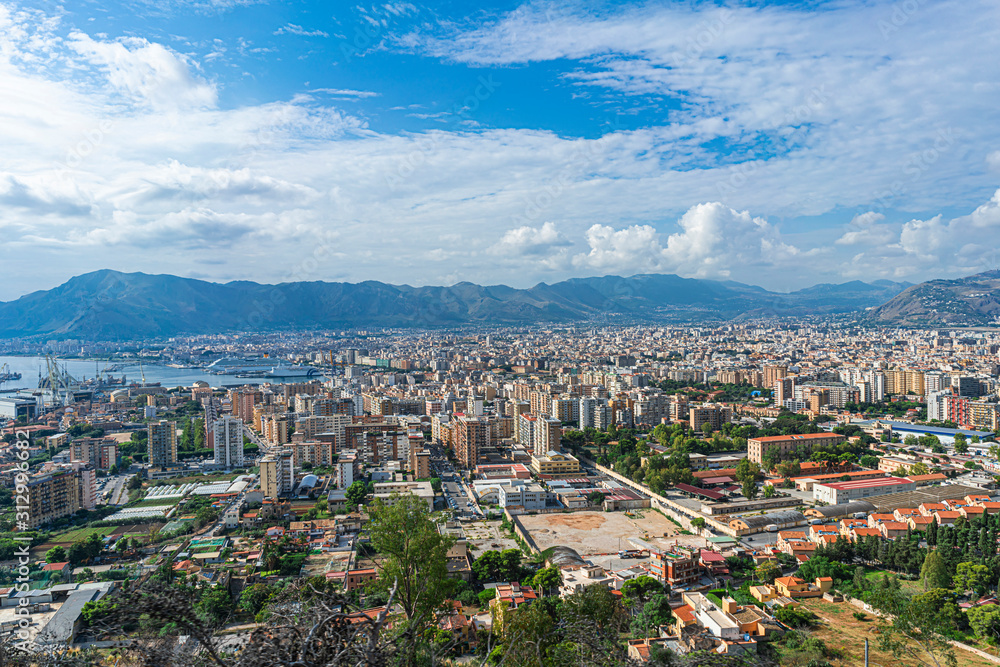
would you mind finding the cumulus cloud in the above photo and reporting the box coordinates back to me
[841,189,1000,280]
[490,222,570,256]
[66,32,217,110]
[570,203,801,278]
[836,211,892,246]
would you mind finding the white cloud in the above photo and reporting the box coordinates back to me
[490,221,570,256]
[570,203,801,279]
[67,32,217,111]
[309,88,380,99]
[274,23,329,38]
[841,189,1000,280]
[835,211,891,246]
[572,224,664,273]
[3,1,1000,298]
[662,203,800,278]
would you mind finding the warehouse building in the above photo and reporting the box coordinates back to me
[813,477,915,505]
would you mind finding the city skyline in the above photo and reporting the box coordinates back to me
[2,0,999,300]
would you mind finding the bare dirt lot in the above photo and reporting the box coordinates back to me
[464,519,520,555]
[518,510,705,555]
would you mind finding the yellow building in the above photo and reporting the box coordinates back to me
[529,451,581,476]
[25,469,82,529]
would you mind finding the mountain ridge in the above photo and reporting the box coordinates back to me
[868,270,1000,326]
[0,269,914,340]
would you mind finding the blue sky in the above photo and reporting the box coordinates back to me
[1,0,999,300]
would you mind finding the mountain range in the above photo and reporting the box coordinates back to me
[868,270,1000,326]
[0,270,920,340]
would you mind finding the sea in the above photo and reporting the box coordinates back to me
[0,355,277,390]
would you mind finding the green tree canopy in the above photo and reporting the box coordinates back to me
[45,545,67,563]
[367,493,455,624]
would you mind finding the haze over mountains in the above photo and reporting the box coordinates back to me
[0,270,924,340]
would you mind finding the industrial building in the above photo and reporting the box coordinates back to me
[812,477,916,505]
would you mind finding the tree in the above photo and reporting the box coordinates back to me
[797,555,852,583]
[735,458,762,484]
[761,447,782,471]
[860,455,879,468]
[68,532,105,565]
[755,560,781,584]
[620,575,663,609]
[473,549,524,583]
[870,585,957,667]
[367,493,455,624]
[344,480,369,508]
[763,483,777,498]
[239,583,274,617]
[908,462,931,476]
[531,567,562,597]
[587,490,606,505]
[967,605,1000,644]
[560,583,628,634]
[774,606,816,628]
[775,459,802,479]
[742,479,759,500]
[920,550,951,591]
[631,594,673,639]
[953,561,991,596]
[195,586,233,627]
[690,517,706,529]
[45,546,67,563]
[953,433,968,454]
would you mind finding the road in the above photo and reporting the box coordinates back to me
[242,423,269,454]
[428,444,482,519]
[99,474,131,505]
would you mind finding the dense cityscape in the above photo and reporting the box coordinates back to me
[2,319,1000,665]
[3,0,998,664]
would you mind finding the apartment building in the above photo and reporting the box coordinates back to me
[747,432,846,464]
[260,449,294,499]
[647,549,701,588]
[454,415,490,468]
[534,417,562,456]
[24,469,85,529]
[689,404,732,432]
[212,415,245,469]
[373,480,435,510]
[410,447,431,479]
[148,420,178,467]
[70,438,118,470]
[262,414,290,446]
[290,440,335,468]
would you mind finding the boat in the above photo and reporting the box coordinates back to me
[204,358,278,375]
[265,363,322,378]
[0,371,21,381]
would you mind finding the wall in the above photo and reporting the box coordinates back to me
[582,456,738,538]
[506,511,542,554]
